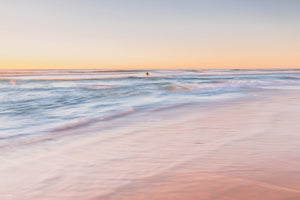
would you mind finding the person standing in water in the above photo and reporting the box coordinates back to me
[146,72,150,77]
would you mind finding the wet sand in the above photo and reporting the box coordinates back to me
[1,90,300,200]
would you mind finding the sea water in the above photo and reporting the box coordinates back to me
[1,69,300,146]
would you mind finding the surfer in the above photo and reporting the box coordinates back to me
[146,72,150,77]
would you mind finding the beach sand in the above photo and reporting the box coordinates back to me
[1,90,300,200]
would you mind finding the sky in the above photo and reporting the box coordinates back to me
[0,0,300,69]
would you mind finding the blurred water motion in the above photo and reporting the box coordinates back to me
[1,69,300,144]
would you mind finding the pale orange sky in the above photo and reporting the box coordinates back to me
[1,0,300,70]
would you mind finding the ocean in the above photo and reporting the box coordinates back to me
[1,69,300,147]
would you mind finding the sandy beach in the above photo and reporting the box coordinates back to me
[1,89,300,200]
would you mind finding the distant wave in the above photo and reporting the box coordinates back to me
[0,74,171,81]
[165,84,198,92]
[77,85,119,90]
[197,70,300,76]
[282,76,300,80]
[164,79,300,93]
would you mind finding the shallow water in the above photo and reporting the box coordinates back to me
[1,69,300,144]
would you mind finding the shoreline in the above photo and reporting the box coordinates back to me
[1,89,300,199]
